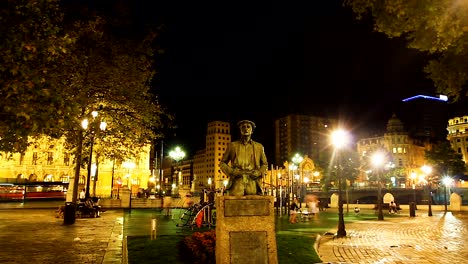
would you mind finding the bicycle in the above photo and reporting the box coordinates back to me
[176,202,216,229]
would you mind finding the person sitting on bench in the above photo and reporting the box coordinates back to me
[389,201,398,214]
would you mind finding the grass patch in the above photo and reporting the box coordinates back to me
[126,209,405,264]
[277,234,318,263]
[127,235,186,264]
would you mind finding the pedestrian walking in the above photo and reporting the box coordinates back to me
[289,198,299,224]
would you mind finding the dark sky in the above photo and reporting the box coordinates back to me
[147,1,435,159]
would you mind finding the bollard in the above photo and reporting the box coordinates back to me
[63,202,76,225]
[409,202,416,217]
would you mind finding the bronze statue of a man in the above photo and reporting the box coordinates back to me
[220,120,268,196]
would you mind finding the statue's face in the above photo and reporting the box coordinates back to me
[239,122,253,136]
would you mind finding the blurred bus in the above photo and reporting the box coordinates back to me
[0,182,68,201]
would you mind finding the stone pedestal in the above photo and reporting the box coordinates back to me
[215,195,278,264]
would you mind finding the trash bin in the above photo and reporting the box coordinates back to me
[63,202,76,225]
[409,202,416,217]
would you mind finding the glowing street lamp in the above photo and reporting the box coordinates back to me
[371,152,385,221]
[292,153,303,165]
[169,146,185,195]
[442,176,453,212]
[292,153,303,201]
[331,129,350,238]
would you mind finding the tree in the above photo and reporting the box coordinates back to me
[0,0,77,153]
[324,148,360,190]
[383,166,406,188]
[1,1,173,202]
[344,0,468,102]
[424,141,466,178]
[60,16,171,162]
[1,0,173,158]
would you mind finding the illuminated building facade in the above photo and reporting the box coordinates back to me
[356,113,428,187]
[0,136,152,198]
[447,115,468,163]
[192,121,231,192]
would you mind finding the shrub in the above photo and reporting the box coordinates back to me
[180,229,216,264]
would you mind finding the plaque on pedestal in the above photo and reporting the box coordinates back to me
[215,195,278,264]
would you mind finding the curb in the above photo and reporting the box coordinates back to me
[122,236,128,264]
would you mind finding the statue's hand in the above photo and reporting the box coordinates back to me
[232,168,242,177]
[250,170,262,178]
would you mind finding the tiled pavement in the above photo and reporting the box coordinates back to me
[316,211,468,263]
[0,207,123,264]
[2,201,468,264]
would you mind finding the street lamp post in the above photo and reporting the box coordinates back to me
[123,161,136,194]
[331,129,350,238]
[371,152,385,221]
[288,164,297,202]
[421,165,433,217]
[82,111,107,199]
[277,173,283,213]
[442,176,453,212]
[116,178,122,199]
[292,153,303,203]
[169,146,185,196]
[410,171,417,210]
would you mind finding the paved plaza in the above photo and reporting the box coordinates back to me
[317,210,468,263]
[1,201,468,263]
[0,207,123,264]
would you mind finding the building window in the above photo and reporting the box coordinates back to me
[458,147,462,153]
[61,175,70,183]
[64,153,70,166]
[32,152,38,165]
[131,178,140,186]
[47,152,53,165]
[20,153,25,165]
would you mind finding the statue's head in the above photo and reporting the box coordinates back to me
[237,120,256,137]
[237,120,256,129]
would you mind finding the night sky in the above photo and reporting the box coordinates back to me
[146,1,436,159]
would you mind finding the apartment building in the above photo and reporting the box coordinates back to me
[274,114,337,166]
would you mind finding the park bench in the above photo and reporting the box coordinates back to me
[373,203,401,213]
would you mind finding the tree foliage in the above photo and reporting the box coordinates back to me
[325,148,360,189]
[0,0,173,162]
[59,16,170,163]
[344,0,468,102]
[0,0,76,152]
[424,141,466,177]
